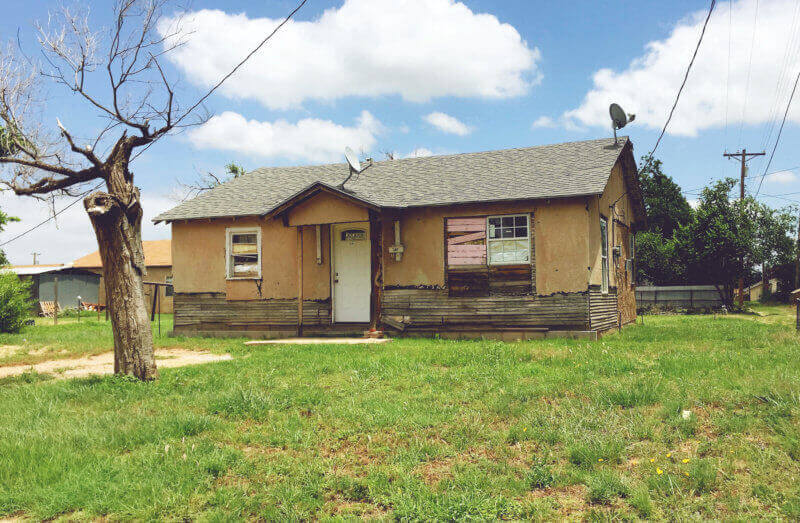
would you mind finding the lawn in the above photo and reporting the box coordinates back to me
[1,306,800,520]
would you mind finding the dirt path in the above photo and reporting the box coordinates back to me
[0,348,232,380]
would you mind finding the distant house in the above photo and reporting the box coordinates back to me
[72,239,174,313]
[2,264,101,312]
[740,278,779,302]
[155,137,645,339]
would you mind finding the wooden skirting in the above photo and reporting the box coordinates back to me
[589,287,618,332]
[173,287,615,338]
[173,293,330,336]
[383,288,590,331]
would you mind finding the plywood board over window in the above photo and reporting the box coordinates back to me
[445,215,532,297]
[446,217,488,296]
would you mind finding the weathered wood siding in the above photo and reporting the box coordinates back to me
[173,292,331,335]
[383,289,589,331]
[589,286,618,332]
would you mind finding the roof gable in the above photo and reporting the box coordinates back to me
[73,239,172,268]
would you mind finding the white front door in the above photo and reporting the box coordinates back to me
[332,222,371,322]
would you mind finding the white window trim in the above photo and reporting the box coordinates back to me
[600,217,609,294]
[486,214,531,266]
[226,227,262,280]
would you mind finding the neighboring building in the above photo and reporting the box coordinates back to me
[2,264,101,312]
[739,278,779,302]
[155,137,645,339]
[72,239,174,313]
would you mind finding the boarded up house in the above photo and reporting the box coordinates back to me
[155,137,645,339]
[73,239,174,313]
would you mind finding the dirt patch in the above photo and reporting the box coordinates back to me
[0,345,24,359]
[0,348,232,380]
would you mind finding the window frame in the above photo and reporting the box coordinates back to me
[485,214,531,266]
[226,227,262,280]
[600,216,609,294]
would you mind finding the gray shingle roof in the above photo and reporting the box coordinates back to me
[154,136,630,222]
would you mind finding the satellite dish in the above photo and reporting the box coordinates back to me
[344,146,361,174]
[609,103,636,145]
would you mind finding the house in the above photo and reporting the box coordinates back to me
[1,264,101,312]
[739,278,779,302]
[155,137,645,340]
[72,239,174,313]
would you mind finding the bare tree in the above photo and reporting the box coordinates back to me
[0,0,306,380]
[176,161,246,201]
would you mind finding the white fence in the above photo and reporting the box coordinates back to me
[636,285,724,309]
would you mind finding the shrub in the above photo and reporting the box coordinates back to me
[0,273,31,333]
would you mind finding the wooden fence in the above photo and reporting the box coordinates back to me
[636,285,724,309]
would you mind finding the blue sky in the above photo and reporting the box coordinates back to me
[1,0,799,264]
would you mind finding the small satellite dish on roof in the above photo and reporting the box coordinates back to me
[339,146,364,191]
[609,103,635,145]
[344,146,362,174]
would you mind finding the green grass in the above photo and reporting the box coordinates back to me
[0,304,799,519]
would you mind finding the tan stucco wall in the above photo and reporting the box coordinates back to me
[172,196,613,300]
[172,218,332,301]
[589,162,635,288]
[380,199,591,294]
[287,192,369,226]
[534,199,591,295]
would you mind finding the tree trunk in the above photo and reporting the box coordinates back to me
[83,155,157,380]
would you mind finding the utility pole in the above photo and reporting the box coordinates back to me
[31,252,40,265]
[724,149,765,307]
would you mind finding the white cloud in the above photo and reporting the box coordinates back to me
[765,169,797,184]
[531,116,557,129]
[161,0,540,109]
[563,0,800,136]
[187,110,383,162]
[0,191,172,266]
[423,112,473,136]
[688,198,700,209]
[406,147,434,158]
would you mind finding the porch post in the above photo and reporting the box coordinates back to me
[297,226,304,336]
[369,210,383,331]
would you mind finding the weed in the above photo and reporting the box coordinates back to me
[586,471,629,504]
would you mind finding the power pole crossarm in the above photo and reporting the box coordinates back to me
[723,149,765,307]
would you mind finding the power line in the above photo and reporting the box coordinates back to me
[644,0,716,170]
[754,68,800,198]
[0,182,103,247]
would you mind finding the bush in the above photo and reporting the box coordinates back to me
[0,273,31,333]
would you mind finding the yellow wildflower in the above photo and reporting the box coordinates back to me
[598,458,604,462]
[684,472,690,477]
[682,458,690,463]
[657,468,663,475]
[523,427,527,432]
[666,453,672,458]
[649,458,655,463]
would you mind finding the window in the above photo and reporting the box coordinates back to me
[226,228,261,279]
[600,217,609,293]
[487,215,530,265]
[165,275,174,297]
